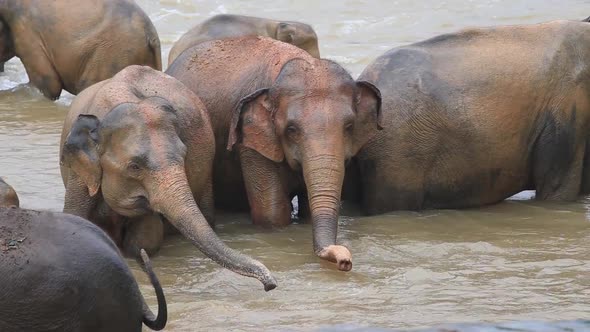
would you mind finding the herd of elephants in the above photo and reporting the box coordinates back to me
[1,0,589,331]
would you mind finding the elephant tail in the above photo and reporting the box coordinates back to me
[139,249,167,331]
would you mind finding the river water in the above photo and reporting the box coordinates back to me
[0,1,589,331]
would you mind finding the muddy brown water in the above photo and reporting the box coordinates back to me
[0,1,589,331]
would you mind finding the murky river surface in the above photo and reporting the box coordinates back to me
[1,0,589,331]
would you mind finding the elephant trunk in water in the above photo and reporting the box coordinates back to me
[150,167,277,291]
[302,151,352,271]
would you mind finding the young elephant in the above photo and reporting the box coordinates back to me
[166,37,382,271]
[0,177,18,207]
[0,0,161,99]
[60,65,277,291]
[0,207,166,332]
[354,19,590,214]
[167,14,320,66]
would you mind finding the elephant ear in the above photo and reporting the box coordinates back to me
[227,88,284,162]
[352,80,383,154]
[276,22,296,43]
[61,114,102,197]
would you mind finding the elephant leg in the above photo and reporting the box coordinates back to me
[582,139,590,195]
[534,131,585,201]
[122,214,164,258]
[19,51,63,100]
[358,157,424,214]
[342,158,362,204]
[239,146,291,227]
[198,178,215,227]
[296,192,311,221]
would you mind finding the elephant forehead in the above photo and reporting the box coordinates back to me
[275,86,355,111]
[101,120,181,166]
[103,101,177,131]
[279,95,355,123]
[276,58,353,88]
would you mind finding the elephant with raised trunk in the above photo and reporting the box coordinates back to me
[0,0,161,99]
[60,65,277,291]
[166,37,382,271]
[167,14,320,66]
[353,18,590,214]
[0,207,166,332]
[0,177,18,207]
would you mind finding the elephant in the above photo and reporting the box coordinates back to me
[166,37,382,271]
[0,207,166,332]
[0,0,161,99]
[353,19,590,214]
[167,14,320,66]
[59,65,277,291]
[0,177,18,207]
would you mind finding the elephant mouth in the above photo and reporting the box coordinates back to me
[115,196,152,216]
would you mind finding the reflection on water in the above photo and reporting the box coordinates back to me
[0,1,589,331]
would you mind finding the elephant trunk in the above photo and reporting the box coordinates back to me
[302,153,352,271]
[151,169,277,291]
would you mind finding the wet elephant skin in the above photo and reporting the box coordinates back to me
[166,37,382,271]
[59,65,276,291]
[354,19,590,214]
[0,0,161,99]
[0,207,166,332]
[167,14,320,66]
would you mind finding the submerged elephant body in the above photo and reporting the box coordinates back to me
[60,65,276,291]
[167,14,320,66]
[0,178,18,207]
[0,207,166,332]
[0,0,161,99]
[356,20,590,214]
[166,37,382,271]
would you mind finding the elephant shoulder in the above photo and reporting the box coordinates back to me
[382,47,432,71]
[361,47,439,97]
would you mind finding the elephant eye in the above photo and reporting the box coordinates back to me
[345,122,354,134]
[127,162,141,172]
[286,124,299,137]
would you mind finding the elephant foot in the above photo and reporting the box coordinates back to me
[317,245,352,271]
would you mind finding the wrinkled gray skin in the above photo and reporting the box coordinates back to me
[167,37,382,271]
[60,65,276,291]
[167,14,320,66]
[0,207,166,331]
[0,177,18,207]
[353,19,590,214]
[0,0,161,99]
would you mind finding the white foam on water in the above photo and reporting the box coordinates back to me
[0,58,28,91]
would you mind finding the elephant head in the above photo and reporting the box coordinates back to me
[228,58,382,271]
[0,19,15,72]
[0,177,19,208]
[61,97,277,291]
[275,21,320,58]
